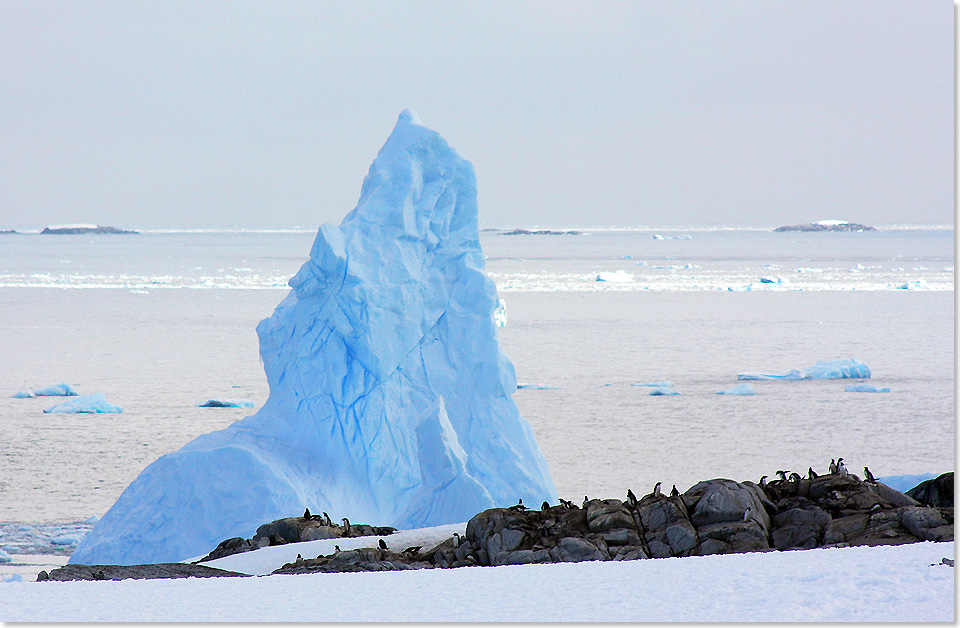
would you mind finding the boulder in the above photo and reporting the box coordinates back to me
[906,473,954,508]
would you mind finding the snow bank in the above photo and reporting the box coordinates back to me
[3,542,953,621]
[738,358,870,381]
[70,110,556,566]
[43,393,122,414]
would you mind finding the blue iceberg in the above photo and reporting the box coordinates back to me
[43,393,122,414]
[738,358,870,381]
[70,111,556,566]
[633,381,674,388]
[13,383,79,398]
[876,473,938,493]
[197,399,255,408]
[717,383,756,395]
[649,386,681,396]
[844,384,890,393]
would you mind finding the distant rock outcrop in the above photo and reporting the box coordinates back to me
[906,472,953,508]
[774,221,876,232]
[41,225,138,235]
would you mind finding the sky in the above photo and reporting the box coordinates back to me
[0,1,953,229]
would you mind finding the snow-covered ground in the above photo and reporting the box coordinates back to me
[0,540,952,622]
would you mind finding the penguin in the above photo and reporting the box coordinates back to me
[303,508,311,520]
[403,545,422,555]
[453,532,462,546]
[334,545,341,553]
[759,475,768,486]
[837,458,848,476]
[670,484,680,497]
[342,518,351,534]
[652,481,662,498]
[378,539,388,550]
[626,488,638,506]
[559,498,574,509]
[296,553,303,562]
[541,501,550,511]
[743,507,753,523]
[829,458,838,474]
[864,466,876,482]
[789,472,802,483]
[583,496,589,509]
[775,470,787,482]
[323,512,332,526]
[808,467,818,480]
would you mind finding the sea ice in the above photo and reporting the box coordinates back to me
[738,358,870,381]
[632,381,674,388]
[197,399,255,408]
[717,383,756,395]
[43,393,123,414]
[70,110,556,566]
[844,384,891,393]
[516,383,559,390]
[649,386,681,396]
[596,270,633,282]
[897,279,928,290]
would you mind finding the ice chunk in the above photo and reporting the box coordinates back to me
[516,383,559,390]
[14,383,79,397]
[844,384,890,393]
[1,574,22,583]
[494,298,507,327]
[759,277,788,285]
[596,270,633,282]
[633,381,674,388]
[897,279,928,290]
[43,393,123,414]
[0,550,9,564]
[738,358,870,381]
[717,383,756,395]
[50,535,82,547]
[70,111,556,566]
[197,399,255,408]
[649,386,681,396]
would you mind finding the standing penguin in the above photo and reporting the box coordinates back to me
[829,459,838,474]
[864,466,876,482]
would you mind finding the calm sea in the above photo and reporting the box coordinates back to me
[0,226,953,526]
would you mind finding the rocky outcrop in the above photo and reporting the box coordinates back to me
[37,563,247,581]
[774,222,876,232]
[906,472,953,508]
[40,225,138,235]
[196,513,397,562]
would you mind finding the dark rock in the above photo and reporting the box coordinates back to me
[40,563,248,582]
[773,222,876,232]
[686,479,772,534]
[900,507,953,542]
[696,520,769,554]
[40,225,138,235]
[906,473,954,508]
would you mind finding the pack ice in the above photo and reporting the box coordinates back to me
[737,358,871,381]
[70,110,557,565]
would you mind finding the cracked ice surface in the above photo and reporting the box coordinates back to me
[70,110,556,565]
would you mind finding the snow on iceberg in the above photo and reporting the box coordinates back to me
[13,383,79,398]
[70,110,557,566]
[197,399,255,408]
[43,393,122,414]
[596,270,633,282]
[738,358,870,381]
[717,383,756,395]
[844,384,890,393]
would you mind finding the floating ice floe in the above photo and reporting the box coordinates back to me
[44,393,123,414]
[738,358,870,381]
[727,284,754,292]
[197,399,255,408]
[70,110,556,566]
[50,534,83,547]
[516,383,559,390]
[896,279,928,290]
[12,383,79,398]
[652,234,692,240]
[717,383,756,395]
[596,270,633,282]
[759,277,788,285]
[0,550,10,564]
[795,267,824,273]
[633,381,674,388]
[844,384,891,393]
[649,386,681,396]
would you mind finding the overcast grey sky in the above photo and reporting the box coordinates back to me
[0,1,953,228]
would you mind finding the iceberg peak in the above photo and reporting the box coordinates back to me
[397,108,422,126]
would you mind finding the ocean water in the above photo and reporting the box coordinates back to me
[0,226,953,545]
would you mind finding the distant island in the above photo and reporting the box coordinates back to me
[40,224,138,235]
[774,220,876,232]
[496,228,582,236]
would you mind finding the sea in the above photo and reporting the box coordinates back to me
[0,225,953,560]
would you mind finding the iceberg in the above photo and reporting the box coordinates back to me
[197,399,255,408]
[43,393,122,414]
[717,383,756,395]
[596,270,633,283]
[516,383,559,390]
[738,358,870,381]
[13,383,79,398]
[632,381,674,388]
[649,386,681,396]
[844,384,891,393]
[70,110,556,566]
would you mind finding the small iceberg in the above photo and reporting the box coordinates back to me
[596,270,633,283]
[494,298,508,328]
[197,399,255,408]
[739,358,870,381]
[897,279,928,290]
[717,383,756,395]
[13,383,79,398]
[633,381,674,388]
[652,234,692,240]
[43,393,123,414]
[50,534,82,547]
[759,277,788,285]
[0,549,10,564]
[844,384,890,393]
[516,383,559,390]
[649,386,681,396]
